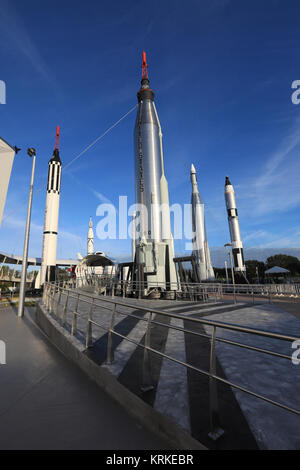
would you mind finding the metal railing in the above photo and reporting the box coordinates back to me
[42,281,300,441]
[60,274,300,305]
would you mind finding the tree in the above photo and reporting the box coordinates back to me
[266,254,300,275]
[245,260,266,283]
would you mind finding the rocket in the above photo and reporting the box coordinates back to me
[190,164,215,281]
[40,126,62,285]
[224,176,246,273]
[87,217,94,255]
[134,52,177,292]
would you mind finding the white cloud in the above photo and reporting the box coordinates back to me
[236,116,300,218]
[92,190,113,205]
[0,0,60,91]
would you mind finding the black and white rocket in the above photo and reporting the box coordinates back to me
[224,176,246,273]
[190,164,215,281]
[40,126,62,285]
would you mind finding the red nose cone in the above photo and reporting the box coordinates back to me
[55,125,60,150]
[142,51,148,79]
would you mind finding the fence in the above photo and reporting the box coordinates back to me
[59,273,300,304]
[42,281,300,441]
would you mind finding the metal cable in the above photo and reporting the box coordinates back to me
[2,104,138,223]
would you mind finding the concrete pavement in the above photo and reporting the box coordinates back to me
[0,306,172,450]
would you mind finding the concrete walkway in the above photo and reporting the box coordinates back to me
[0,306,171,450]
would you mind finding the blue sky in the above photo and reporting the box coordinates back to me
[0,0,300,265]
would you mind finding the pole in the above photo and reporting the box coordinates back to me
[18,150,36,318]
[224,261,229,284]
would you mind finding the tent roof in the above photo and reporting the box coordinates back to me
[265,266,290,274]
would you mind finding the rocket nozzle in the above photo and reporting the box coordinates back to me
[55,125,60,150]
[142,51,148,80]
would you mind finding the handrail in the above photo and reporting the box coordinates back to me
[42,281,300,442]
[48,283,299,343]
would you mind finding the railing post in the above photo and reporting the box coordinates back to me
[42,284,47,305]
[71,294,80,336]
[50,285,55,312]
[106,303,116,364]
[233,284,236,304]
[43,284,47,307]
[47,285,51,310]
[47,285,50,310]
[269,287,272,304]
[141,311,154,392]
[86,297,94,348]
[208,325,224,441]
[56,289,62,319]
[62,290,69,327]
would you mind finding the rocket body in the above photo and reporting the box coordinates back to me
[134,99,162,241]
[87,217,94,255]
[190,164,215,281]
[40,130,62,286]
[134,53,177,291]
[224,176,246,272]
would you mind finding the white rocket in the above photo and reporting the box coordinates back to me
[87,217,94,255]
[190,164,215,281]
[224,176,246,273]
[40,126,62,285]
[134,52,178,292]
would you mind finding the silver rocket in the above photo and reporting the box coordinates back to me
[134,52,177,292]
[190,164,215,281]
[87,217,94,255]
[40,126,62,285]
[224,176,246,273]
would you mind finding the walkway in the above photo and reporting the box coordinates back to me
[0,306,171,450]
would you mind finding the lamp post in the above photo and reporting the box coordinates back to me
[18,148,36,318]
[224,260,229,284]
